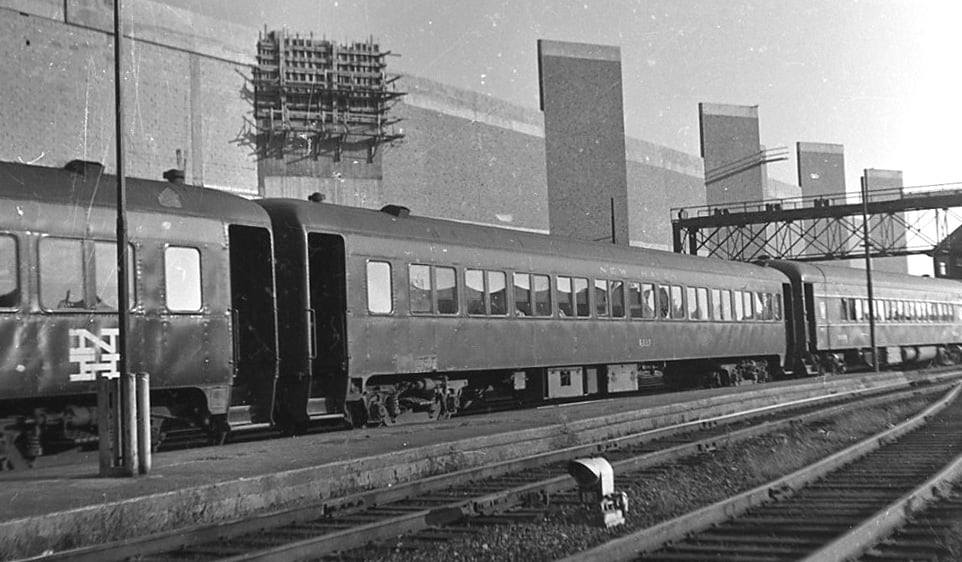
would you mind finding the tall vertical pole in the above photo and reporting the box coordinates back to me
[861,173,879,372]
[114,0,136,475]
[610,198,616,244]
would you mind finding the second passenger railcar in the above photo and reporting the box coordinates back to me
[260,199,788,426]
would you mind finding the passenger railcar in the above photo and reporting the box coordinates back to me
[259,199,787,427]
[0,161,279,454]
[767,260,962,373]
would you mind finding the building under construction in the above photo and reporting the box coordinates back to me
[253,30,404,165]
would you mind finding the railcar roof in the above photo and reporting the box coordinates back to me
[765,259,962,292]
[260,198,786,282]
[0,161,270,226]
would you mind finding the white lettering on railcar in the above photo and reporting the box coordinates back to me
[68,328,120,382]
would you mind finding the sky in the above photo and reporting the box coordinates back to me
[160,0,962,194]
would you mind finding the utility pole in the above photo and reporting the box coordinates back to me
[861,172,879,372]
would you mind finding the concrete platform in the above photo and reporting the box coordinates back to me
[0,370,952,560]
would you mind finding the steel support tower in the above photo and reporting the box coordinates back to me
[672,184,962,262]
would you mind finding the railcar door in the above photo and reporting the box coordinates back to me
[228,225,278,425]
[781,283,797,370]
[804,283,818,354]
[306,233,348,415]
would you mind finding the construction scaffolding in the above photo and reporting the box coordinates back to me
[252,30,405,161]
[672,183,962,262]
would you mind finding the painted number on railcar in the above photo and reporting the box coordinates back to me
[638,337,653,348]
[68,328,120,382]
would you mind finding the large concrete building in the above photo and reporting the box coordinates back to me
[0,0,705,250]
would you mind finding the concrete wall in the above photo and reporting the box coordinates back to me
[863,168,908,274]
[625,138,704,250]
[797,142,846,196]
[797,142,852,266]
[0,2,257,194]
[538,40,630,245]
[699,103,765,205]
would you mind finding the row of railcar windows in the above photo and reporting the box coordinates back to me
[0,234,203,312]
[366,261,782,322]
[819,296,962,323]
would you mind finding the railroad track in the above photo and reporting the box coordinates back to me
[571,383,962,561]
[38,381,950,562]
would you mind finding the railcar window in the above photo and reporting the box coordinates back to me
[513,273,532,316]
[557,276,574,317]
[658,286,670,319]
[720,289,733,321]
[595,280,609,317]
[436,267,458,315]
[408,264,432,314]
[742,291,754,320]
[533,274,551,316]
[818,299,827,321]
[40,238,85,309]
[366,261,393,314]
[670,285,684,319]
[686,287,697,319]
[488,271,507,315]
[839,298,848,321]
[755,292,772,321]
[696,288,709,320]
[628,282,643,318]
[643,283,657,319]
[466,269,485,315]
[610,280,625,318]
[773,294,782,320]
[574,278,590,317]
[93,242,135,310]
[733,291,744,321]
[754,292,769,320]
[711,289,722,320]
[164,246,202,312]
[0,236,18,307]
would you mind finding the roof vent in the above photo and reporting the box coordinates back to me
[163,169,185,184]
[380,204,410,218]
[64,160,104,176]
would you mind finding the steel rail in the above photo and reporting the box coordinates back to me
[803,429,962,560]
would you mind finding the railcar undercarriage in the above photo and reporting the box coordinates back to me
[813,343,962,375]
[344,358,778,428]
[0,389,217,469]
